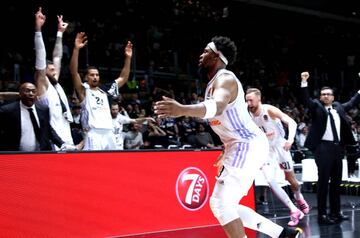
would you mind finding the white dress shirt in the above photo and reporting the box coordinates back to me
[19,102,40,151]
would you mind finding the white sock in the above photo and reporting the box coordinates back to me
[236,204,283,238]
[268,180,298,212]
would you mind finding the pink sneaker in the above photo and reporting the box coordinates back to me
[297,198,310,214]
[288,209,304,227]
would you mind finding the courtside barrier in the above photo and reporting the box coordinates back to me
[0,150,255,238]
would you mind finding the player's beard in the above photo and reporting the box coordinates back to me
[47,74,58,86]
[249,105,259,114]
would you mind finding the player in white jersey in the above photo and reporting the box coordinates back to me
[110,102,155,150]
[155,36,301,238]
[246,88,310,226]
[34,8,77,150]
[70,32,133,150]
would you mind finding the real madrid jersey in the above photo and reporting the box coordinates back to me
[37,83,74,145]
[204,69,263,146]
[81,84,113,131]
[250,104,286,146]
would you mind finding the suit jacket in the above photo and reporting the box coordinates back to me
[0,101,64,151]
[300,86,360,152]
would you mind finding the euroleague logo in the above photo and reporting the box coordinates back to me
[175,167,209,211]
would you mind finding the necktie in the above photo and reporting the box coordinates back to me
[328,108,339,143]
[28,108,41,142]
[56,89,67,113]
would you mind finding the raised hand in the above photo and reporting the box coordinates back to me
[154,96,184,118]
[124,41,133,58]
[35,7,46,31]
[74,32,88,49]
[57,15,68,32]
[301,71,310,81]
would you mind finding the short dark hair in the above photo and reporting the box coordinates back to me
[46,60,53,66]
[211,36,237,65]
[111,101,119,107]
[85,66,98,76]
[320,86,334,94]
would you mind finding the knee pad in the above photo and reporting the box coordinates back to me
[210,196,238,226]
[209,196,221,218]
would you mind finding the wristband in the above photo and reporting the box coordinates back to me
[57,31,63,38]
[202,99,217,119]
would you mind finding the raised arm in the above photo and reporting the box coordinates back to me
[69,32,88,102]
[52,15,68,80]
[132,117,156,124]
[34,7,48,97]
[342,92,360,111]
[114,41,133,88]
[299,71,316,109]
[267,105,297,151]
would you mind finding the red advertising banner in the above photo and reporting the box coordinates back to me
[0,150,255,238]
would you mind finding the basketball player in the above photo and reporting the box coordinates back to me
[154,36,302,238]
[34,7,77,150]
[246,88,310,226]
[69,32,133,150]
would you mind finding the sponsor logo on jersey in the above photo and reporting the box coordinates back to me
[209,119,221,126]
[175,167,209,211]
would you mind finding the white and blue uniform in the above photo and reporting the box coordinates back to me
[81,83,117,150]
[37,83,74,149]
[250,104,294,171]
[206,69,269,225]
[112,114,132,150]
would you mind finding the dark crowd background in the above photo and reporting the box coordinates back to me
[2,1,360,97]
[2,0,360,152]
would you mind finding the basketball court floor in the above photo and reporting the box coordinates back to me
[118,190,360,238]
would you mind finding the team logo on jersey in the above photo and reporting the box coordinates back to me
[175,167,209,211]
[263,115,268,121]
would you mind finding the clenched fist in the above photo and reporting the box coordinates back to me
[301,71,309,81]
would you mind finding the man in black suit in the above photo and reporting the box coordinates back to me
[300,71,360,225]
[0,82,69,151]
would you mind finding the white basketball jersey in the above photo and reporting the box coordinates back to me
[112,114,132,150]
[250,104,286,146]
[204,69,263,146]
[37,83,74,145]
[54,83,73,122]
[81,85,113,131]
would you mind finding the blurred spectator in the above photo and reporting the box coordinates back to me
[124,123,143,149]
[111,102,154,150]
[178,116,197,145]
[295,122,309,149]
[346,120,360,178]
[160,117,180,147]
[144,119,168,149]
[70,104,84,146]
[194,123,215,149]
